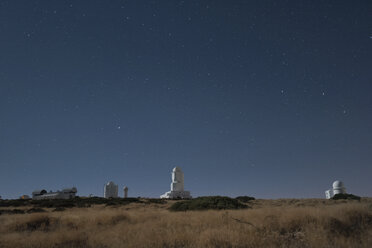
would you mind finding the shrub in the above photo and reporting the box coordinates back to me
[0,199,31,207]
[104,197,141,206]
[332,194,361,201]
[31,199,75,208]
[0,197,141,209]
[0,209,25,215]
[236,196,255,203]
[15,216,53,232]
[146,198,167,204]
[53,207,66,212]
[169,196,248,211]
[328,210,372,237]
[26,208,46,214]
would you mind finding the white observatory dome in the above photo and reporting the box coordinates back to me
[332,180,344,189]
[325,180,347,199]
[332,180,346,195]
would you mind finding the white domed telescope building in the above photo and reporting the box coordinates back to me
[325,180,346,199]
[104,181,118,198]
[160,167,192,199]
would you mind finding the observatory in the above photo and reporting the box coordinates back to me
[160,167,192,199]
[325,180,346,199]
[32,187,77,200]
[123,186,128,198]
[104,181,118,198]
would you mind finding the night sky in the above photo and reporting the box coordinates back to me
[1,1,371,199]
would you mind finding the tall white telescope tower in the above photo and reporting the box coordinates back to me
[160,166,191,199]
[123,186,128,198]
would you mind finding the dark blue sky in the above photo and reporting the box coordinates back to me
[1,1,371,199]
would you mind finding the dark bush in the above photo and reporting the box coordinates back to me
[328,211,372,238]
[236,196,255,203]
[104,197,141,206]
[146,199,167,204]
[169,196,248,211]
[0,199,31,207]
[76,197,108,205]
[54,201,76,208]
[76,202,91,208]
[73,197,140,206]
[26,208,46,213]
[0,197,141,209]
[0,209,25,215]
[331,194,361,201]
[32,200,75,208]
[21,216,51,232]
[53,207,66,212]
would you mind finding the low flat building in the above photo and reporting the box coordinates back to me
[32,187,77,200]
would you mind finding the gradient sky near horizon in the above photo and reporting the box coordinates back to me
[1,1,372,199]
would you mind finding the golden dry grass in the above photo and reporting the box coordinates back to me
[0,198,371,248]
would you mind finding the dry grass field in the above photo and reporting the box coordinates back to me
[1,198,372,248]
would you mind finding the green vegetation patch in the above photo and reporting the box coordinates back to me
[52,207,66,212]
[26,208,46,214]
[235,196,255,203]
[331,193,361,201]
[103,197,141,206]
[0,199,31,207]
[0,209,25,215]
[145,198,167,204]
[0,197,141,209]
[169,196,248,211]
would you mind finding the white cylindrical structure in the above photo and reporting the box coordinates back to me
[123,186,128,198]
[160,166,191,199]
[171,167,184,191]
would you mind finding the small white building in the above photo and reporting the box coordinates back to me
[32,187,77,200]
[160,167,192,199]
[325,180,346,199]
[104,181,118,198]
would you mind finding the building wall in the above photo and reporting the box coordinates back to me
[171,169,184,191]
[32,191,76,200]
[325,190,333,199]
